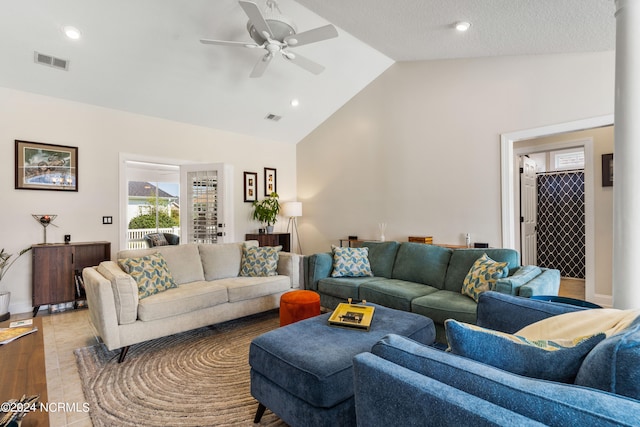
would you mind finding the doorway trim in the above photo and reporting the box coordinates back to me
[500,114,614,305]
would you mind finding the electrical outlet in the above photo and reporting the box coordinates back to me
[102,216,113,225]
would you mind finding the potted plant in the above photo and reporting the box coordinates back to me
[251,192,280,233]
[0,247,32,321]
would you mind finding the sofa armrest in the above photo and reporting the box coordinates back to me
[476,291,585,333]
[518,268,561,297]
[367,334,640,426]
[83,266,124,351]
[277,252,304,289]
[495,265,542,295]
[304,252,332,291]
[353,352,542,427]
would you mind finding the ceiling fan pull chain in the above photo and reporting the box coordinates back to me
[266,0,281,14]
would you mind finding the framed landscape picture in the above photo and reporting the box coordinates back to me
[15,140,78,191]
[244,171,258,202]
[264,167,277,196]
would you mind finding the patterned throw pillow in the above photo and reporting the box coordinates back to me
[147,233,169,247]
[240,245,281,277]
[331,246,374,278]
[461,253,509,302]
[445,319,606,383]
[118,253,178,299]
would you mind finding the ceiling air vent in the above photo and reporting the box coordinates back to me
[264,113,282,122]
[34,51,69,71]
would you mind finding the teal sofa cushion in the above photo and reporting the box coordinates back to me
[575,316,640,399]
[318,277,378,301]
[359,279,438,311]
[361,241,400,278]
[411,290,478,326]
[391,243,452,288]
[443,249,520,292]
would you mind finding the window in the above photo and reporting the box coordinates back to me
[551,148,584,171]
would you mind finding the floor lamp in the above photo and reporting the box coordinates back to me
[283,202,302,253]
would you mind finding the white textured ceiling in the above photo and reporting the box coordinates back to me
[0,1,616,144]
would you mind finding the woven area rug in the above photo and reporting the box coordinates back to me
[74,310,287,426]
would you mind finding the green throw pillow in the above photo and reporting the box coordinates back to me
[118,252,178,299]
[461,253,509,302]
[445,319,606,383]
[331,246,374,278]
[240,245,281,277]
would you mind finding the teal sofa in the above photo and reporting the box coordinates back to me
[305,241,560,341]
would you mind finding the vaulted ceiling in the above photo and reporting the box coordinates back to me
[0,1,616,144]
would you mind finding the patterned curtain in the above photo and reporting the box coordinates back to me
[536,171,585,279]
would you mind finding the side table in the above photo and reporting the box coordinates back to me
[245,233,290,253]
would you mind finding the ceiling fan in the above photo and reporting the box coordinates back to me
[200,0,339,78]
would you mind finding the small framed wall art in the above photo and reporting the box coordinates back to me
[602,153,613,187]
[244,171,258,202]
[15,140,78,191]
[264,167,277,196]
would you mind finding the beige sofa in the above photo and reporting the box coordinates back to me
[83,241,303,362]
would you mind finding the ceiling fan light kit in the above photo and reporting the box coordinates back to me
[200,0,338,78]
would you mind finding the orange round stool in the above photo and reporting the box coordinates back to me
[279,290,321,326]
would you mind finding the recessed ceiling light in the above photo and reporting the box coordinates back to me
[455,21,471,32]
[290,99,300,107]
[63,26,82,40]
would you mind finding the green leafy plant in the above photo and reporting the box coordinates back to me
[0,247,32,289]
[251,192,281,226]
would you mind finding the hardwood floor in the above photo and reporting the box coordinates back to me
[558,277,585,300]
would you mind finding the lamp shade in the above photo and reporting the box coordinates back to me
[282,202,302,217]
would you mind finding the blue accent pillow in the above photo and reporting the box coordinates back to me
[240,244,281,277]
[118,252,178,299]
[331,246,374,278]
[445,319,606,383]
[574,316,640,399]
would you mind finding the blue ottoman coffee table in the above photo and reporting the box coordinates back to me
[249,303,435,426]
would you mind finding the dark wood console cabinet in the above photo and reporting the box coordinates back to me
[245,233,290,253]
[32,241,110,316]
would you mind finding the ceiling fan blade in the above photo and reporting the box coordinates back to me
[239,1,274,39]
[284,52,325,75]
[284,24,338,47]
[200,38,259,48]
[250,53,273,78]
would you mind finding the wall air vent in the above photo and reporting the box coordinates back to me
[34,51,69,71]
[264,113,282,122]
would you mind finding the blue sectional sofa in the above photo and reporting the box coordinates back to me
[306,241,560,341]
[353,291,640,426]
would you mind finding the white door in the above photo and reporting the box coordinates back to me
[180,163,234,244]
[520,156,537,265]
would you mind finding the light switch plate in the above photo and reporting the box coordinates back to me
[102,216,113,225]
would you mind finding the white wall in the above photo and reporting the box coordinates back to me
[297,52,615,256]
[0,87,296,314]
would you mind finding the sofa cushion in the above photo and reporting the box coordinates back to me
[218,275,291,303]
[495,265,542,295]
[118,244,205,284]
[372,334,640,427]
[411,290,478,325]
[359,279,438,312]
[391,243,452,288]
[318,277,378,301]
[331,246,374,278]
[199,241,257,280]
[443,249,519,293]
[361,241,400,278]
[240,244,281,277]
[137,280,228,322]
[97,261,138,325]
[461,253,509,302]
[445,319,605,383]
[118,253,178,299]
[146,233,168,246]
[575,316,640,400]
